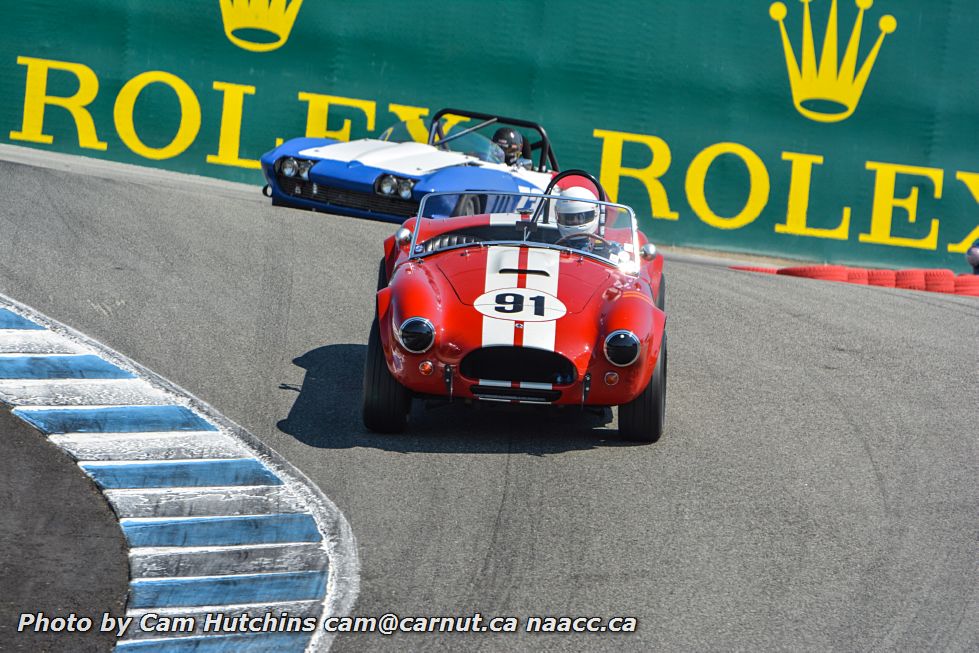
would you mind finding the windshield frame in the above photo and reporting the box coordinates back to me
[409,191,642,275]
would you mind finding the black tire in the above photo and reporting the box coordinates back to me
[618,332,667,442]
[376,258,388,290]
[656,274,665,311]
[453,194,482,216]
[362,316,411,433]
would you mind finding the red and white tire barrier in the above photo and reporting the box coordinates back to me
[731,264,978,297]
[867,269,897,288]
[895,269,927,291]
[846,268,869,285]
[729,265,778,274]
[776,265,849,282]
[923,269,955,293]
[955,274,979,296]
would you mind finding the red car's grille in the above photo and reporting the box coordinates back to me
[277,176,419,217]
[469,385,562,403]
[460,347,577,385]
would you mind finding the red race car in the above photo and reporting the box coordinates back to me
[362,170,667,442]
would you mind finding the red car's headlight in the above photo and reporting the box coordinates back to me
[604,330,641,366]
[397,317,435,354]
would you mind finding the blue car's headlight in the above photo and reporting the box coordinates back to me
[397,178,414,200]
[298,160,313,180]
[376,175,416,199]
[278,157,315,179]
[378,175,397,195]
[280,157,298,177]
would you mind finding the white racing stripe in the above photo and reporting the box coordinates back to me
[481,247,521,347]
[479,247,562,352]
[481,318,514,347]
[522,320,556,351]
[524,248,560,295]
[299,140,471,176]
[489,212,560,228]
[522,249,561,352]
[488,213,521,226]
[476,247,562,393]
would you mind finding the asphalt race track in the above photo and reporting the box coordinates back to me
[0,408,126,653]
[1,151,976,652]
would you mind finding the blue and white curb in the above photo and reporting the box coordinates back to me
[0,296,359,651]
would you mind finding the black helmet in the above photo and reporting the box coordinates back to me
[492,127,524,165]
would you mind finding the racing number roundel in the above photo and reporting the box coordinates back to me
[474,288,567,322]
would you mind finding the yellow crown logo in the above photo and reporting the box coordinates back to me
[770,0,897,123]
[219,0,304,52]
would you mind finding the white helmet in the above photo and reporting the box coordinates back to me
[555,186,599,237]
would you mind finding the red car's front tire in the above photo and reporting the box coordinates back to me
[362,316,411,433]
[618,332,667,443]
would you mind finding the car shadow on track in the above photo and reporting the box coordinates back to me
[276,344,637,455]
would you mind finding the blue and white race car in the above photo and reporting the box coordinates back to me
[260,109,560,222]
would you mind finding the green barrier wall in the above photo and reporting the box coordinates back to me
[2,1,976,269]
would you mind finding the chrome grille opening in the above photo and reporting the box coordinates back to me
[460,347,577,385]
[470,385,562,403]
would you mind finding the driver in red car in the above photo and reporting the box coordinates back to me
[555,186,631,264]
[556,187,601,246]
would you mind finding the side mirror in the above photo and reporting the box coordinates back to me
[395,227,412,246]
[640,243,657,261]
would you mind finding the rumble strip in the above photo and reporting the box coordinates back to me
[0,295,358,652]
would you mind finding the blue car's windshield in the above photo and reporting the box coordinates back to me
[378,119,506,165]
[437,126,506,164]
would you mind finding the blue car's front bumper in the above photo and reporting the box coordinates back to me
[267,173,418,223]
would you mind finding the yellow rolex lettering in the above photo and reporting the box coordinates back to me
[206,81,260,169]
[858,162,942,250]
[947,171,979,253]
[774,152,851,240]
[592,128,678,220]
[387,104,430,143]
[114,71,201,160]
[298,92,376,140]
[686,143,770,230]
[9,56,107,150]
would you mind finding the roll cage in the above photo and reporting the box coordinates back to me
[427,108,560,173]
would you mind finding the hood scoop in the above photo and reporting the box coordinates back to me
[499,268,550,276]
